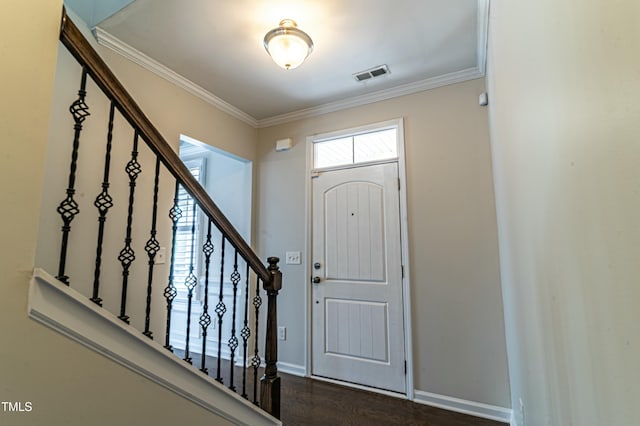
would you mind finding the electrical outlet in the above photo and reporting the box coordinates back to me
[285,251,301,265]
[278,326,286,340]
[156,247,167,264]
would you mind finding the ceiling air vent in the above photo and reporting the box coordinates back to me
[353,64,390,82]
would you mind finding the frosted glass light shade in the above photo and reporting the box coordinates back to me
[264,19,313,70]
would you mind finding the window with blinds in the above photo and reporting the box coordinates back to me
[173,157,205,301]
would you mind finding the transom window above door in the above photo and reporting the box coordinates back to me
[313,127,398,169]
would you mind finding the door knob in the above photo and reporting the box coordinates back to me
[312,276,321,284]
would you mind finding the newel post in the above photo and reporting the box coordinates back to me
[260,257,282,418]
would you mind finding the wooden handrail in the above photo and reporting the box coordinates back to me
[59,9,270,284]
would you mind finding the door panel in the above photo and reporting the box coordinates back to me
[312,162,405,393]
[324,182,386,282]
[325,299,389,362]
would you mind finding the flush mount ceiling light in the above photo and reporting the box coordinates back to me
[263,19,314,70]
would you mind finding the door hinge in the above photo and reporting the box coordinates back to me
[404,360,407,375]
[401,265,405,279]
[398,178,401,191]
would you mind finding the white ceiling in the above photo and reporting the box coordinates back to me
[71,0,488,127]
[65,0,136,28]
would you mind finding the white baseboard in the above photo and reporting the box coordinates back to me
[277,362,306,377]
[28,268,280,426]
[413,390,512,423]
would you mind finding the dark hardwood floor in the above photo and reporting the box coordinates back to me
[173,350,506,426]
[279,373,507,426]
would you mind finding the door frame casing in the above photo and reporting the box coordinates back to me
[303,118,414,399]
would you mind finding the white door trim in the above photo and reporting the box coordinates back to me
[303,118,414,399]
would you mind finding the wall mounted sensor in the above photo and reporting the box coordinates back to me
[276,137,293,152]
[479,92,489,106]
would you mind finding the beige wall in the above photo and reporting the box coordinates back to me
[256,78,510,407]
[487,0,640,424]
[98,47,258,162]
[0,4,235,425]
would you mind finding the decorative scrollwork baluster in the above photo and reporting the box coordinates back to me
[143,158,161,338]
[228,251,241,391]
[215,238,227,383]
[240,263,251,399]
[117,131,142,324]
[199,219,214,374]
[56,68,90,285]
[252,276,263,405]
[183,198,199,364]
[91,101,115,305]
[164,182,182,351]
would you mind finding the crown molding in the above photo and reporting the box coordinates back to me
[93,27,259,128]
[477,0,490,75]
[255,67,483,128]
[93,0,489,129]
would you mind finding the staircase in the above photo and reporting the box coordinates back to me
[31,7,281,424]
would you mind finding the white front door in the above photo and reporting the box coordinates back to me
[311,162,406,393]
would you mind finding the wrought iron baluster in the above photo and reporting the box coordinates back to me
[252,276,263,405]
[143,158,161,338]
[228,251,241,391]
[240,262,251,399]
[215,238,227,383]
[164,182,182,351]
[199,219,214,374]
[91,101,115,305]
[117,131,142,324]
[183,198,199,364]
[56,68,90,285]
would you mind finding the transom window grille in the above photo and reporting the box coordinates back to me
[313,127,397,169]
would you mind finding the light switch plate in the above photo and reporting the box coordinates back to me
[285,251,301,265]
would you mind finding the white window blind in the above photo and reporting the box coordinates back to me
[173,158,204,300]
